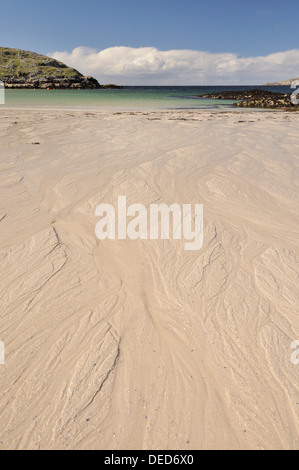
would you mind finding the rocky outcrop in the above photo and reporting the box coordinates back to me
[4,75,102,89]
[0,47,122,89]
[100,84,123,89]
[200,89,298,109]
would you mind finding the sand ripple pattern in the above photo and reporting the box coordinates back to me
[0,110,298,449]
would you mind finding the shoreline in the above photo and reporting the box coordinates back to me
[1,105,297,113]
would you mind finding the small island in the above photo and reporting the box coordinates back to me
[0,47,122,90]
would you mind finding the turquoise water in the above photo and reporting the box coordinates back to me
[2,86,291,110]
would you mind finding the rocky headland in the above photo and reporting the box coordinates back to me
[263,78,299,86]
[0,47,122,89]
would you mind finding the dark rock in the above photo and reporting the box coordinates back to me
[3,76,123,90]
[100,84,123,89]
[4,75,102,90]
[199,89,298,109]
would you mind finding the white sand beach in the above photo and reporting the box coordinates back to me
[0,108,298,450]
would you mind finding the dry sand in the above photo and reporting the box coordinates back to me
[0,108,298,450]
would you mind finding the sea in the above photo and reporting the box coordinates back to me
[2,85,292,110]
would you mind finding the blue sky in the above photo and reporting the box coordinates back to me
[1,0,298,84]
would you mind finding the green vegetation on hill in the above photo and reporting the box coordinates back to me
[0,47,82,80]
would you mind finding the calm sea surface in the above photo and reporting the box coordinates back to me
[2,86,291,110]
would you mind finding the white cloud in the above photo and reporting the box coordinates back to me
[48,46,299,85]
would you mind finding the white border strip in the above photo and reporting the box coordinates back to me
[0,81,5,104]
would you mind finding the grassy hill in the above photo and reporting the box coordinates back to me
[0,47,102,88]
[0,47,82,79]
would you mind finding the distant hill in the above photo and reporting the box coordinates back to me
[0,47,121,89]
[263,78,299,86]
